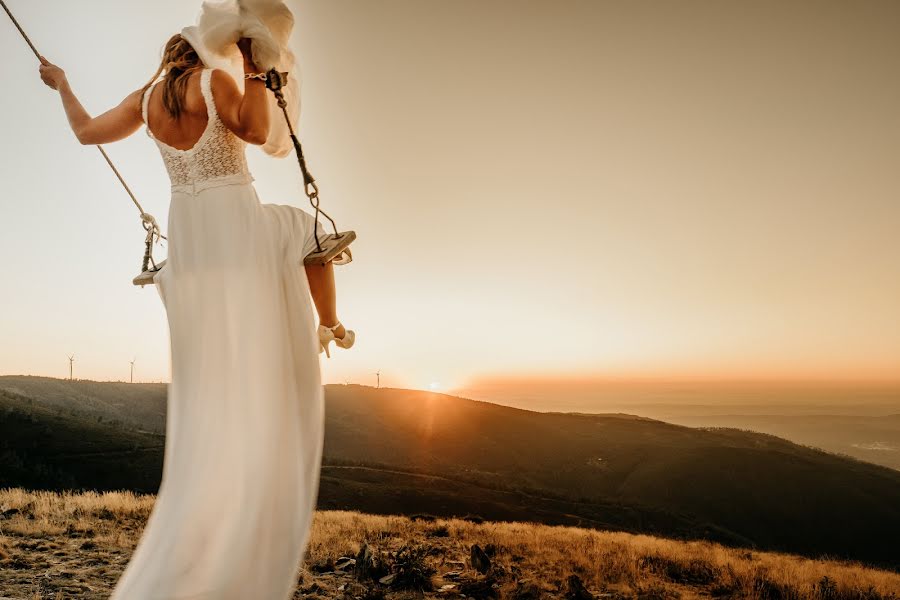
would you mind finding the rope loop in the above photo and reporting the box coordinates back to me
[140,212,158,231]
[140,211,165,247]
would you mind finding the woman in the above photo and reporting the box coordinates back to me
[38,33,353,599]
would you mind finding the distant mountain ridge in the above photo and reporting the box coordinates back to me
[2,376,899,569]
[663,413,900,470]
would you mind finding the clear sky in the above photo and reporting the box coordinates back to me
[1,0,898,392]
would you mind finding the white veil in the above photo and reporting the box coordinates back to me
[181,0,301,158]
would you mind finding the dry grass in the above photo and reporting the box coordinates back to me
[1,488,897,599]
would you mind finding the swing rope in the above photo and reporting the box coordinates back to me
[1,0,166,273]
[0,0,37,57]
[263,69,343,255]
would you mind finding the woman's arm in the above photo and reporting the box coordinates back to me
[38,57,144,145]
[211,38,270,146]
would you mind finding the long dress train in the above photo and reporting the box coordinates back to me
[110,67,325,600]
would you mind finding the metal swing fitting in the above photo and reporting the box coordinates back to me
[265,69,289,94]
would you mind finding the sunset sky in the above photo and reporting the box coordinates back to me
[1,0,898,395]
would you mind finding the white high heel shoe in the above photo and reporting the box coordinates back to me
[317,321,355,358]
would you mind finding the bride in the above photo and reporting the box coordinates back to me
[38,24,353,600]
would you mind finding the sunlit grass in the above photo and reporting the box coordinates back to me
[1,487,898,599]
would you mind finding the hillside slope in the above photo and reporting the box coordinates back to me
[2,488,899,600]
[324,386,900,568]
[664,413,900,470]
[2,377,900,568]
[0,376,167,433]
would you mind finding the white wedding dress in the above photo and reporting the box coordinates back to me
[110,68,325,600]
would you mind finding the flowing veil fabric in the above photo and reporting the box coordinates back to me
[109,13,325,599]
[181,0,301,157]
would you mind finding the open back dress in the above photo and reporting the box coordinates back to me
[110,67,325,600]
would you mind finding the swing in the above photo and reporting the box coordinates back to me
[1,0,356,289]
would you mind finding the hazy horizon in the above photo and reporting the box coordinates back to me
[3,0,899,391]
[4,372,898,418]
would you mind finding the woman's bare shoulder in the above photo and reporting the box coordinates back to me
[210,69,241,95]
[122,87,145,115]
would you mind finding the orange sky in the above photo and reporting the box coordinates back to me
[1,0,899,391]
[452,373,900,415]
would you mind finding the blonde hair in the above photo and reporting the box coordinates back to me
[141,34,204,120]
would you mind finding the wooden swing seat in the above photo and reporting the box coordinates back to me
[132,230,356,286]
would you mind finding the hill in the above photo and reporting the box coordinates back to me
[0,376,167,433]
[323,385,900,569]
[1,488,899,599]
[2,376,900,569]
[661,413,900,471]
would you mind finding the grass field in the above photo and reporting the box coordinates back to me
[1,488,898,599]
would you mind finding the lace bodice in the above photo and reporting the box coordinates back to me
[142,68,252,193]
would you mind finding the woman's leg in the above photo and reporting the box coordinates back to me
[305,261,346,338]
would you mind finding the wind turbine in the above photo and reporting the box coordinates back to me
[375,371,381,389]
[129,357,136,383]
[67,354,75,380]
